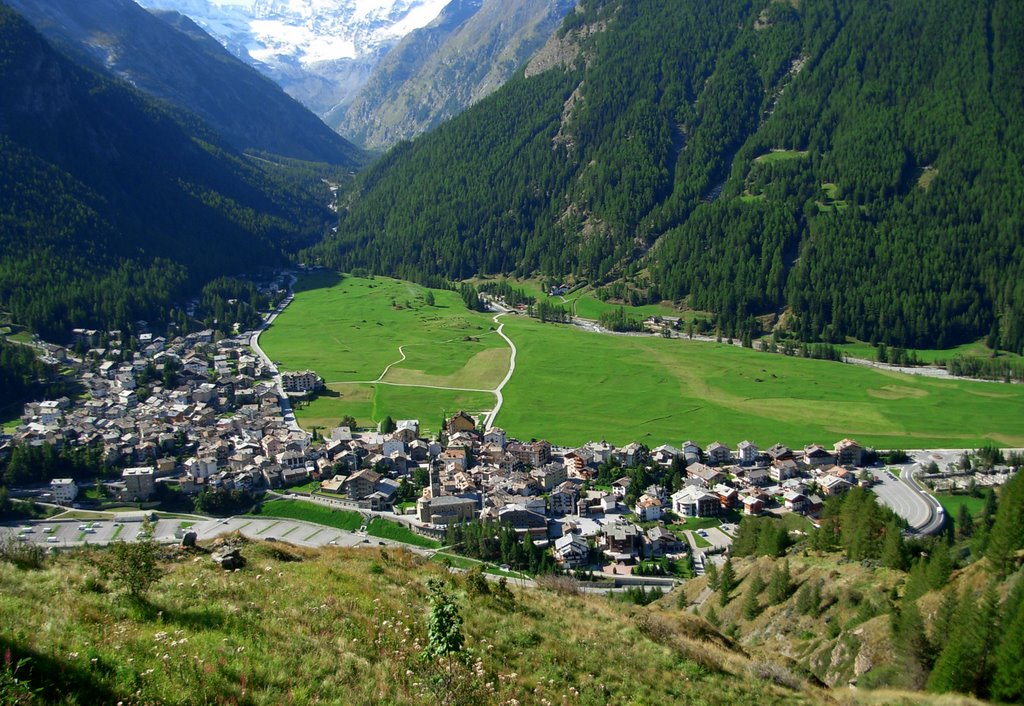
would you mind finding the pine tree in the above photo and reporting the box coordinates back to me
[705,560,720,590]
[748,571,765,596]
[705,605,721,627]
[880,519,909,570]
[742,586,760,620]
[955,503,974,540]
[767,560,792,605]
[930,589,958,651]
[895,602,932,671]
[925,544,952,590]
[972,582,1002,697]
[927,588,988,695]
[718,558,736,606]
[903,557,930,602]
[986,472,1024,576]
[992,582,1024,703]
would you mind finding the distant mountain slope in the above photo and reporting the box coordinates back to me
[0,2,334,341]
[313,0,1024,353]
[135,0,451,117]
[6,0,363,165]
[333,0,574,150]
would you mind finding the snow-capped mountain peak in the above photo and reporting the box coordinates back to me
[136,0,449,65]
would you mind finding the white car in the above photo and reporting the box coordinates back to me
[19,526,33,533]
[46,536,58,543]
[78,524,88,530]
[42,527,54,534]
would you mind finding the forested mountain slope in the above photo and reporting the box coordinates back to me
[332,0,574,150]
[0,3,334,341]
[5,0,363,166]
[313,0,1024,352]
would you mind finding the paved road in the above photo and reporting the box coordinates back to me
[249,274,301,432]
[483,310,517,430]
[869,467,930,530]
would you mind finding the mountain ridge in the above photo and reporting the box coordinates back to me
[5,0,363,165]
[0,1,334,341]
[333,0,575,150]
[312,0,1024,353]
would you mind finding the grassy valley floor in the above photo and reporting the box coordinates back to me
[261,273,1024,448]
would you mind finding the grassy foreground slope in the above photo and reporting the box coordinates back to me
[495,316,1024,448]
[1,541,831,706]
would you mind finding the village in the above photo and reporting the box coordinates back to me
[3,273,1012,580]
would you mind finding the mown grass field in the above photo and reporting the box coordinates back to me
[934,494,986,518]
[366,517,440,549]
[494,315,1024,448]
[254,499,362,531]
[261,274,505,433]
[264,273,1024,449]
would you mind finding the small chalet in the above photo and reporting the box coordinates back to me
[783,490,810,513]
[554,533,590,568]
[742,495,764,515]
[705,441,731,465]
[803,444,835,467]
[634,493,663,522]
[686,463,726,488]
[671,486,720,517]
[445,411,476,435]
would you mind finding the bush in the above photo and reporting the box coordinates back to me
[0,538,45,570]
[100,540,162,598]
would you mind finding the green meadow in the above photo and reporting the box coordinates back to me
[934,493,987,518]
[494,315,1024,449]
[261,273,505,433]
[263,273,1024,449]
[834,338,1019,364]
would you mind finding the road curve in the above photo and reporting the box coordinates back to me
[902,465,946,535]
[483,311,517,430]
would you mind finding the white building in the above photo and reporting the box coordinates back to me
[50,478,78,504]
[671,486,720,518]
[736,440,758,466]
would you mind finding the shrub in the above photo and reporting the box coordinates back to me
[0,538,45,570]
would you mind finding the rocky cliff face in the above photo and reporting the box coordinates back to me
[332,0,575,150]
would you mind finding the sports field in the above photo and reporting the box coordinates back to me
[260,274,505,434]
[262,273,1024,449]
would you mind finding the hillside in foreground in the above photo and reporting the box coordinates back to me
[1,530,1014,706]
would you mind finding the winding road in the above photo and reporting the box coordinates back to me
[483,310,517,429]
[869,465,945,535]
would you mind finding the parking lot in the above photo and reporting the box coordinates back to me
[1,515,385,551]
[0,517,188,548]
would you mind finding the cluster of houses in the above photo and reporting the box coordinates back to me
[3,270,877,573]
[5,275,339,505]
[297,408,874,570]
